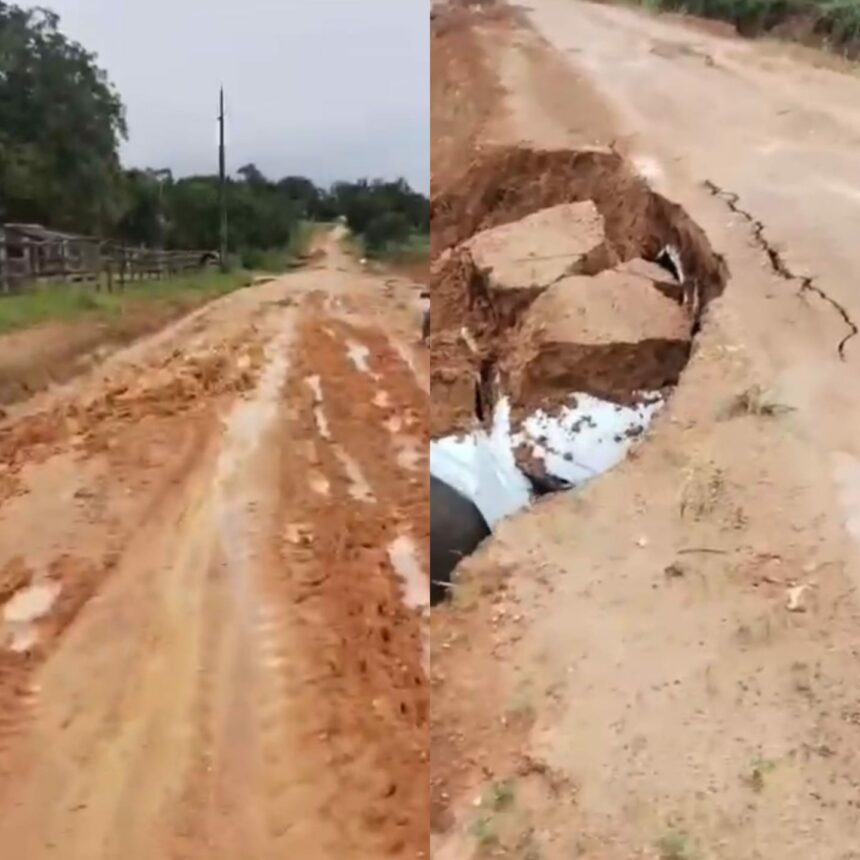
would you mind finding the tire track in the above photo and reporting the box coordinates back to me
[248,300,429,858]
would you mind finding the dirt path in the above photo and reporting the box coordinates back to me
[432,4,860,859]
[0,229,429,859]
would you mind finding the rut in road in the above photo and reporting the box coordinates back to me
[0,239,429,859]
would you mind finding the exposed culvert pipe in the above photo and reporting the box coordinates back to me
[430,475,491,605]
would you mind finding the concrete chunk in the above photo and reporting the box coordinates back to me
[504,269,693,409]
[465,202,607,290]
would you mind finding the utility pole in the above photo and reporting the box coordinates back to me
[218,86,228,270]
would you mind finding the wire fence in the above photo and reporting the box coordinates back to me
[0,226,218,295]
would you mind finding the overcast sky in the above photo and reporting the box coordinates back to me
[32,0,429,190]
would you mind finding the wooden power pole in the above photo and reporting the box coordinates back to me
[218,86,228,270]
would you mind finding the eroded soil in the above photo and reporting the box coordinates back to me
[0,230,429,859]
[429,144,727,437]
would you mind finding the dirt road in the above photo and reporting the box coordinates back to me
[0,229,428,859]
[432,4,860,859]
[509,0,860,355]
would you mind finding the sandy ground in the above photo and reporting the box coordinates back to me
[0,229,429,859]
[431,3,860,859]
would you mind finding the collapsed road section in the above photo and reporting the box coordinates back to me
[428,147,727,600]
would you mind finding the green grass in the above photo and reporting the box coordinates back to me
[469,814,498,848]
[369,231,430,262]
[656,830,696,860]
[639,0,860,54]
[0,269,251,336]
[351,230,430,263]
[485,778,517,812]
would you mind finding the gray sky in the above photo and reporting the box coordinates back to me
[33,0,429,191]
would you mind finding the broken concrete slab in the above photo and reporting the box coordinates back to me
[503,269,693,411]
[614,257,685,304]
[464,201,608,291]
[525,269,692,345]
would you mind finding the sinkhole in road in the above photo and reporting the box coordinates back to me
[428,146,728,604]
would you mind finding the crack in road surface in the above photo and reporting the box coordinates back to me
[704,179,859,359]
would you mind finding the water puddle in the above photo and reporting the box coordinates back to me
[305,374,323,402]
[333,446,376,503]
[314,408,332,440]
[346,340,374,376]
[387,535,429,609]
[217,329,291,485]
[215,320,294,623]
[385,415,404,434]
[4,581,62,624]
[395,437,423,471]
[2,580,62,653]
[308,471,331,496]
[305,374,332,440]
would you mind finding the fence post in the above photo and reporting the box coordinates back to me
[0,225,218,297]
[0,234,6,295]
[105,244,114,293]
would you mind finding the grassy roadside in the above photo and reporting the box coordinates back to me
[0,219,320,337]
[344,230,430,283]
[638,0,860,56]
[0,223,324,406]
[350,231,430,263]
[0,269,252,337]
[0,269,256,406]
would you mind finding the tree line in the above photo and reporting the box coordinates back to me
[0,2,428,260]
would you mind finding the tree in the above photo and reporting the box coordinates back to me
[0,3,127,232]
[363,211,412,254]
[117,168,174,247]
[276,176,322,218]
[237,162,267,187]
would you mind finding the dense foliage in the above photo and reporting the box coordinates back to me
[117,167,429,260]
[643,0,860,54]
[0,3,127,232]
[0,2,429,259]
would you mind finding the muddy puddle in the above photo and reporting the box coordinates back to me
[2,579,62,652]
[429,146,727,600]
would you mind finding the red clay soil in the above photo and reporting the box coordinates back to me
[430,1,516,195]
[177,302,431,858]
[0,230,429,859]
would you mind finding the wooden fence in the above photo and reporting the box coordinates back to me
[0,226,218,295]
